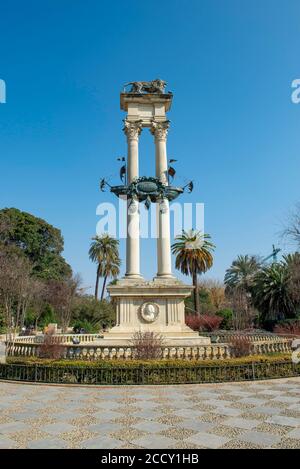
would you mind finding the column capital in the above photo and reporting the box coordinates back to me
[123,119,143,140]
[150,120,170,141]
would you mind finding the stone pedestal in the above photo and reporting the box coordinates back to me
[120,92,173,127]
[106,278,210,346]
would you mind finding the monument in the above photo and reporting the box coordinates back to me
[102,80,210,346]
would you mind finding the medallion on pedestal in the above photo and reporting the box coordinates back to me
[140,302,159,323]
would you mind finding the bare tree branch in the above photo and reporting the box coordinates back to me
[282,202,300,247]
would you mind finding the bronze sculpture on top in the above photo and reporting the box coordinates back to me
[123,78,167,94]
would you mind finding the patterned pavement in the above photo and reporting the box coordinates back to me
[0,378,299,449]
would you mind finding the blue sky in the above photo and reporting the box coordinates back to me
[0,0,300,292]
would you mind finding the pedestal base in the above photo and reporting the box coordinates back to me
[106,278,211,346]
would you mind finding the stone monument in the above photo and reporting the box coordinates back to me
[102,80,210,346]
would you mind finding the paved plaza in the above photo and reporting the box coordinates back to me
[0,378,299,449]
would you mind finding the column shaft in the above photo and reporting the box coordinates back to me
[124,120,142,278]
[152,121,173,278]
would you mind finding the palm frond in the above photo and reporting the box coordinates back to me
[171,230,215,277]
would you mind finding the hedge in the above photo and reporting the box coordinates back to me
[0,354,299,385]
[6,353,292,368]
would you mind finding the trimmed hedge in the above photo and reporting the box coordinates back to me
[6,353,292,368]
[1,354,299,385]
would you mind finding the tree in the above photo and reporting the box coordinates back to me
[0,244,32,350]
[26,279,48,330]
[282,202,300,248]
[89,234,121,300]
[224,255,261,330]
[38,304,57,329]
[171,230,215,314]
[0,214,12,237]
[45,274,81,332]
[228,289,257,330]
[71,296,116,331]
[284,252,300,307]
[251,262,295,323]
[199,279,226,310]
[0,208,72,280]
[224,255,261,292]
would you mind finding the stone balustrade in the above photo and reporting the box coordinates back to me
[252,340,291,354]
[11,336,37,344]
[6,338,292,361]
[11,334,101,344]
[208,333,292,343]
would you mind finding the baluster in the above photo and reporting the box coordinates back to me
[212,346,218,360]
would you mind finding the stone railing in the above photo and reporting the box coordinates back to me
[207,333,292,343]
[6,342,230,360]
[11,336,37,344]
[11,334,101,344]
[6,338,292,361]
[252,340,292,355]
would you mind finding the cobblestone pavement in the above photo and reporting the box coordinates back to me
[0,378,299,449]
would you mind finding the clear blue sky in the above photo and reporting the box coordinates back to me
[1,0,300,292]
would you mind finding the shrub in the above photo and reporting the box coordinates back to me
[6,353,292,368]
[72,320,99,334]
[185,314,223,332]
[185,315,201,331]
[274,321,300,337]
[216,309,233,329]
[130,331,165,360]
[39,304,57,329]
[37,332,65,359]
[229,336,252,358]
[199,315,223,332]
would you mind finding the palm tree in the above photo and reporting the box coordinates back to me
[251,262,295,322]
[224,255,261,292]
[171,230,215,314]
[89,234,121,300]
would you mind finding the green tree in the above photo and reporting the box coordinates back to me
[38,304,57,329]
[216,308,233,329]
[251,262,295,323]
[71,296,116,331]
[89,234,121,300]
[224,255,261,292]
[224,255,261,329]
[0,208,71,280]
[171,230,215,314]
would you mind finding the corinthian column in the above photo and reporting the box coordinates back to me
[151,120,173,278]
[123,120,143,278]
